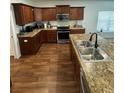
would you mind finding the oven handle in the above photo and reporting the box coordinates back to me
[57,31,70,33]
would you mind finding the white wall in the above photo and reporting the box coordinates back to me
[30,0,114,33]
[83,1,114,33]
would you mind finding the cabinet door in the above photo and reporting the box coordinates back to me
[13,4,34,25]
[18,37,35,54]
[21,5,34,24]
[47,30,57,43]
[70,7,84,20]
[33,32,41,52]
[70,42,80,93]
[70,29,85,34]
[34,8,42,21]
[56,5,70,14]
[42,8,56,21]
[41,31,47,43]
[18,32,41,55]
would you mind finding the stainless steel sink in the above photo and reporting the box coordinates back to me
[74,40,112,62]
[74,40,94,48]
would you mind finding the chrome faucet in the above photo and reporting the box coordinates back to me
[89,33,99,48]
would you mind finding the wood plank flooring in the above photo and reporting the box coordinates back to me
[11,44,78,93]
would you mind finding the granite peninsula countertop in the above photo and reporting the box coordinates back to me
[69,34,114,93]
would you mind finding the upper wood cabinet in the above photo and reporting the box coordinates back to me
[12,3,34,25]
[70,7,84,20]
[34,8,42,21]
[56,5,70,14]
[12,3,85,25]
[42,8,56,21]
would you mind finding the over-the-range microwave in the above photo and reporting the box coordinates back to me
[56,14,69,21]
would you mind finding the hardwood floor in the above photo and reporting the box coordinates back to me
[11,44,78,93]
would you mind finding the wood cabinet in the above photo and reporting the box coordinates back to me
[56,5,70,14]
[18,31,41,55]
[70,7,84,20]
[40,31,47,43]
[70,29,85,34]
[70,40,91,93]
[12,3,34,25]
[34,8,42,21]
[70,41,81,93]
[42,8,56,21]
[13,3,85,25]
[40,30,57,43]
[47,30,57,43]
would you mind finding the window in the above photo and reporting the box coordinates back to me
[97,11,114,32]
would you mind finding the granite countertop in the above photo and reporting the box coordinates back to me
[18,27,85,37]
[70,27,85,29]
[69,34,114,93]
[18,28,57,37]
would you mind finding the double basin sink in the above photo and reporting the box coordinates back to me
[74,40,112,62]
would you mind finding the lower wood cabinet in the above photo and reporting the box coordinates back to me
[70,29,85,34]
[18,28,85,55]
[70,42,81,93]
[47,30,57,43]
[40,30,57,43]
[41,30,47,43]
[18,31,41,55]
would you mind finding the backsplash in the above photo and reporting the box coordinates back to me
[18,20,84,32]
[45,20,83,27]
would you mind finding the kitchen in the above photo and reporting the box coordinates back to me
[10,0,114,93]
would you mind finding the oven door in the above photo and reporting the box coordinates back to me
[57,31,70,43]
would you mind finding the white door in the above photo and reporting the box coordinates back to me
[10,27,15,56]
[10,5,21,59]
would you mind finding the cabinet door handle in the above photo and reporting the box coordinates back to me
[24,40,28,42]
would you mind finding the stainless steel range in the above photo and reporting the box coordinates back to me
[57,26,70,43]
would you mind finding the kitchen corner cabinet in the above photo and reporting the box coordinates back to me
[34,8,42,21]
[47,30,57,43]
[12,3,34,25]
[70,7,84,20]
[42,8,56,21]
[56,5,70,14]
[70,29,85,34]
[18,31,41,55]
